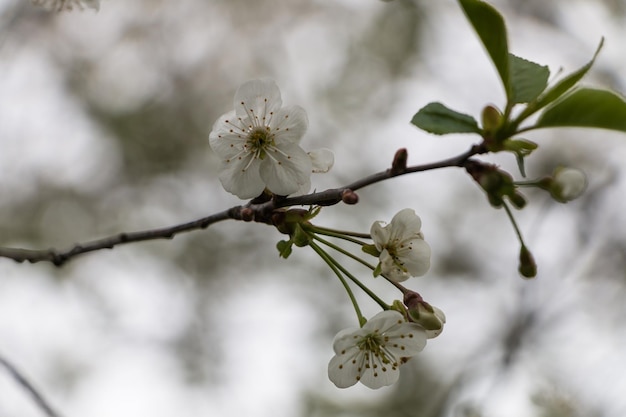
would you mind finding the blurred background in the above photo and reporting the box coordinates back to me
[0,0,625,416]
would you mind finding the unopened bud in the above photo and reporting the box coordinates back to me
[341,189,359,205]
[481,105,503,133]
[404,292,446,338]
[550,167,587,203]
[519,245,537,279]
[390,148,408,175]
[240,207,254,222]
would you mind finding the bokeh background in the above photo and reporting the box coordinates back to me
[1,0,626,416]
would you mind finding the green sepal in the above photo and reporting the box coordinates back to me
[390,300,409,320]
[277,240,293,259]
[373,262,383,277]
[536,88,626,133]
[502,138,538,177]
[361,244,381,258]
[292,224,311,247]
[411,102,481,135]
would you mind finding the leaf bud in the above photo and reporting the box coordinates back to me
[481,105,503,134]
[341,189,359,205]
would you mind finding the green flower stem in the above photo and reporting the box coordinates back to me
[313,235,410,300]
[304,224,370,245]
[312,233,409,299]
[503,200,528,248]
[310,240,390,311]
[514,179,541,187]
[311,234,377,271]
[309,241,366,326]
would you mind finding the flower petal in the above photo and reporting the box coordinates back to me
[358,358,401,389]
[234,79,282,120]
[370,221,390,251]
[328,346,362,388]
[383,324,428,357]
[270,105,308,145]
[218,156,265,199]
[331,327,364,354]
[259,143,312,195]
[389,209,423,240]
[209,111,250,159]
[380,249,410,282]
[401,239,431,277]
[308,148,335,173]
[363,310,405,332]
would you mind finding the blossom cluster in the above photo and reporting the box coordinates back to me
[208,80,442,390]
[207,79,587,391]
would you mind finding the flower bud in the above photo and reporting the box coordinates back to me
[550,167,587,203]
[518,245,537,279]
[404,292,446,338]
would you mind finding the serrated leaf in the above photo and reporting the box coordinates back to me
[411,102,481,135]
[536,88,626,132]
[509,54,550,104]
[459,0,511,98]
[532,38,604,114]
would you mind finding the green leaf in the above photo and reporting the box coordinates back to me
[509,54,550,104]
[532,38,604,114]
[459,0,511,98]
[411,102,481,135]
[536,88,626,132]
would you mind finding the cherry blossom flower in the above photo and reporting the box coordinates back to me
[328,310,427,389]
[370,209,431,282]
[32,0,100,11]
[209,79,331,199]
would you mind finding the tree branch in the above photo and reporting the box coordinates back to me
[0,144,484,266]
[0,353,63,417]
[0,207,240,266]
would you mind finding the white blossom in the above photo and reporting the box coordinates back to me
[328,310,427,389]
[209,79,330,199]
[370,209,431,282]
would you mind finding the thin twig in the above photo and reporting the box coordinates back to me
[0,353,63,417]
[0,207,240,266]
[0,144,484,266]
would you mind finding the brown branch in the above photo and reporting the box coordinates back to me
[0,353,63,417]
[0,207,241,266]
[0,144,485,266]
